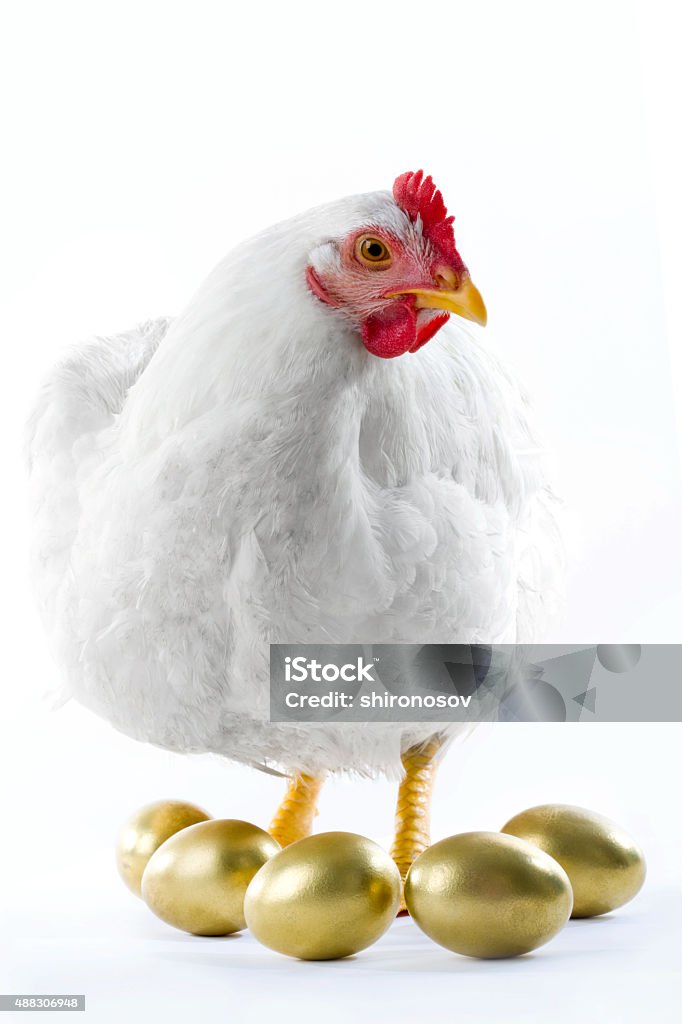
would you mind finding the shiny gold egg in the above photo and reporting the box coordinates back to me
[116,799,211,896]
[501,804,646,918]
[244,831,401,960]
[404,831,573,958]
[141,819,280,935]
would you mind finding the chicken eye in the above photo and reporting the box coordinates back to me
[356,236,392,267]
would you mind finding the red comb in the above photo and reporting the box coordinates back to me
[392,170,464,271]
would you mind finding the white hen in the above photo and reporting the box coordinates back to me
[27,171,561,870]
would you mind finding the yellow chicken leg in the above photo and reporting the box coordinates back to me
[391,737,442,909]
[269,773,324,848]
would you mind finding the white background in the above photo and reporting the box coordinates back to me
[1,1,681,1021]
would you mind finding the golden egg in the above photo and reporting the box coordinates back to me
[501,804,646,918]
[244,831,401,960]
[141,819,280,935]
[404,831,573,958]
[116,799,211,896]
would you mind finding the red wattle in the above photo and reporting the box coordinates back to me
[360,300,417,359]
[411,312,449,352]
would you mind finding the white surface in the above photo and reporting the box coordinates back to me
[4,882,680,1024]
[2,718,681,1022]
[2,0,681,1020]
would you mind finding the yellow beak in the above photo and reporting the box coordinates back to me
[387,274,487,327]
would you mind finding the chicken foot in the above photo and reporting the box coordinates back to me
[269,773,324,848]
[391,736,443,910]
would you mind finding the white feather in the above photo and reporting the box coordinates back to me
[26,190,562,778]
